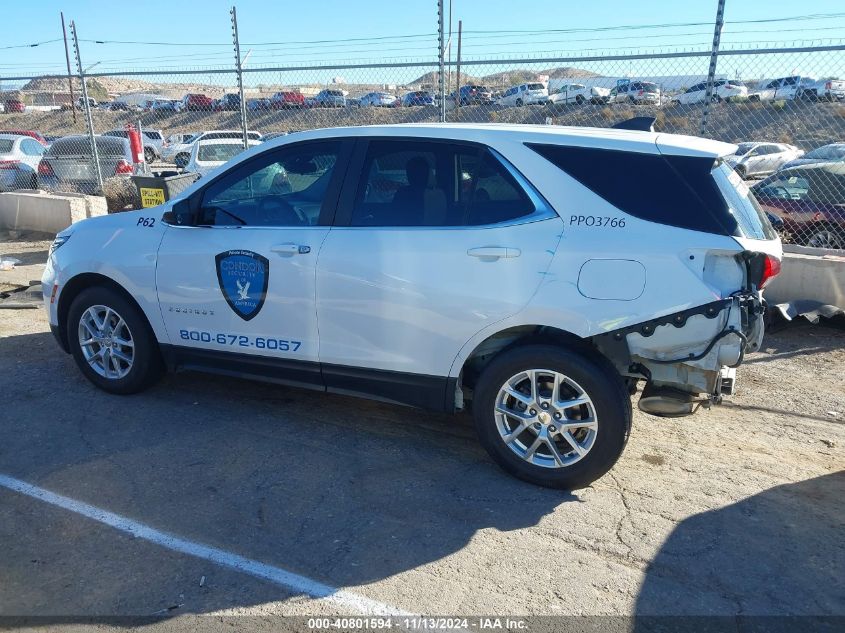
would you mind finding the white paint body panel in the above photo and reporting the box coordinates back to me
[42,123,781,398]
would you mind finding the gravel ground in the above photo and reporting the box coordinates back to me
[0,238,843,632]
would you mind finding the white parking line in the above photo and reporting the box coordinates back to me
[0,473,410,617]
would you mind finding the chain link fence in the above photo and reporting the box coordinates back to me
[1,40,844,249]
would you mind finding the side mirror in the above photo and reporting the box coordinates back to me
[162,198,194,226]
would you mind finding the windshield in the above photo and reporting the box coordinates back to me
[712,161,777,240]
[735,143,754,156]
[198,144,244,163]
[527,83,545,90]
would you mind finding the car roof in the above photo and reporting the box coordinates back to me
[259,122,734,158]
[196,138,259,145]
[778,161,845,175]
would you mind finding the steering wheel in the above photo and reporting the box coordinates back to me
[257,195,303,225]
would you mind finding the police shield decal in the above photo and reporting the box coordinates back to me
[215,250,270,321]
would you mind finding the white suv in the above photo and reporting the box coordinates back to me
[496,83,548,107]
[42,123,782,489]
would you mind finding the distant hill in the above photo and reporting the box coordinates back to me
[410,66,602,87]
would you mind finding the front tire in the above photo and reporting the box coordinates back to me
[67,286,163,395]
[472,344,631,489]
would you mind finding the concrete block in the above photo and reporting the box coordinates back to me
[765,250,845,310]
[0,191,107,234]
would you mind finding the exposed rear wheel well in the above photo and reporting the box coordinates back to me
[56,273,152,353]
[459,325,603,395]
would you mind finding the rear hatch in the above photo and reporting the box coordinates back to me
[46,137,128,182]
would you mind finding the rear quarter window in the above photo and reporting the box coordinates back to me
[528,143,741,236]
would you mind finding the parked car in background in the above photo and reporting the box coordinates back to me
[103,128,165,164]
[0,133,45,191]
[37,135,135,194]
[2,130,48,146]
[108,101,129,111]
[4,100,25,113]
[724,142,804,178]
[215,94,242,111]
[166,133,195,146]
[270,91,305,109]
[455,85,493,106]
[184,138,260,177]
[359,92,399,107]
[262,131,289,142]
[749,76,812,102]
[671,79,748,104]
[75,97,97,110]
[753,163,845,249]
[247,98,273,112]
[169,129,263,168]
[401,91,435,106]
[496,83,548,108]
[179,93,214,112]
[609,81,661,105]
[779,143,845,171]
[151,99,180,114]
[798,77,845,101]
[311,89,346,108]
[547,84,610,106]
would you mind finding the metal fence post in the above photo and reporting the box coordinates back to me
[700,0,727,136]
[231,6,250,149]
[437,0,446,122]
[69,20,103,191]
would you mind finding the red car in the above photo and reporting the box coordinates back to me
[271,91,305,109]
[752,162,845,249]
[181,93,214,111]
[4,100,25,113]
[3,130,47,146]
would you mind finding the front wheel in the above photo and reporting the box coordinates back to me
[472,344,631,489]
[67,286,163,395]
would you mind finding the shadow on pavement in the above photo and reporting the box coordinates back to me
[0,331,574,621]
[635,472,845,630]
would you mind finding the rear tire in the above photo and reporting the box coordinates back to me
[144,147,155,164]
[575,95,585,105]
[67,286,163,395]
[515,98,523,107]
[472,344,631,490]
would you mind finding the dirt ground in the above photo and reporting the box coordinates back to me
[0,237,843,631]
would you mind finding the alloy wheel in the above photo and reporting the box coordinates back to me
[494,369,598,469]
[78,304,135,379]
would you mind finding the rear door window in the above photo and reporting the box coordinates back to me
[712,162,777,240]
[348,140,536,227]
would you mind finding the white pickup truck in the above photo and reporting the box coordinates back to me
[547,83,610,106]
[799,77,845,102]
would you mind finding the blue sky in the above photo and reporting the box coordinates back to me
[1,0,844,85]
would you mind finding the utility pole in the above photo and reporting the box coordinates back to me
[437,0,446,122]
[456,20,462,108]
[700,0,726,136]
[60,12,77,123]
[231,6,250,149]
[69,20,102,190]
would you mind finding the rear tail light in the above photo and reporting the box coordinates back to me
[826,81,832,89]
[760,254,781,288]
[746,252,782,289]
[0,160,21,169]
[114,159,133,175]
[37,159,54,176]
[638,90,644,96]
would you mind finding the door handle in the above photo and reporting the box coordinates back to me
[467,247,521,260]
[271,243,311,255]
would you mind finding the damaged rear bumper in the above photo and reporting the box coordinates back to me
[593,292,765,412]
